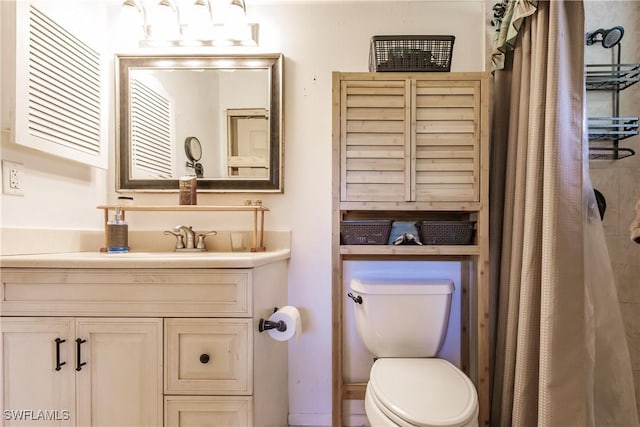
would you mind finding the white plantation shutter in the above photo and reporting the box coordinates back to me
[7,2,108,168]
[27,5,101,156]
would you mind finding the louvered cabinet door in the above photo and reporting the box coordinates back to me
[340,80,410,202]
[4,2,108,169]
[412,80,481,202]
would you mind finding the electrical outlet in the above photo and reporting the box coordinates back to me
[2,161,24,196]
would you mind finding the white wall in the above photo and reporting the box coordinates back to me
[1,1,487,425]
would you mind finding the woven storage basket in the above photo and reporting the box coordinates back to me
[369,35,455,72]
[341,220,392,245]
[418,221,475,245]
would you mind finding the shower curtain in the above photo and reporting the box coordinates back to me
[488,1,639,426]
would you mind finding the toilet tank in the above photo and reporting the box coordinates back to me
[350,278,453,358]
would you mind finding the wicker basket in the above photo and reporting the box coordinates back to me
[341,220,392,245]
[418,221,475,245]
[369,35,455,72]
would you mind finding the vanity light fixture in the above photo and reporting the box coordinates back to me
[120,0,258,47]
[178,0,214,42]
[222,0,252,44]
[147,0,181,42]
[119,0,147,40]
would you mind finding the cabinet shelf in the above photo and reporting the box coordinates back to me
[340,244,480,256]
[587,117,639,141]
[585,63,640,91]
[340,201,482,212]
[97,204,269,252]
[585,59,638,161]
[97,204,269,213]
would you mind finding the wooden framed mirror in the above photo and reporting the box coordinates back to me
[116,53,283,192]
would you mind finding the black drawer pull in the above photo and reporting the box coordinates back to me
[55,338,66,371]
[75,338,87,371]
[199,353,210,364]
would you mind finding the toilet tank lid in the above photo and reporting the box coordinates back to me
[350,278,453,295]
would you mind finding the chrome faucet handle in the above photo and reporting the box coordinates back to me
[174,225,196,248]
[163,230,185,249]
[196,231,217,250]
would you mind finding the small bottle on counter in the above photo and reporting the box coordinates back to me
[179,176,197,205]
[106,206,129,253]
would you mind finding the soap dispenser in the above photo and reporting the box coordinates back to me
[107,206,129,253]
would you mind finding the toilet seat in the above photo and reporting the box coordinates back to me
[367,358,478,427]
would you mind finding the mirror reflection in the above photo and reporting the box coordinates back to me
[184,136,203,177]
[116,54,283,192]
[227,108,269,177]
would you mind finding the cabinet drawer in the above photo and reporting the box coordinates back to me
[165,318,252,395]
[164,395,252,427]
[0,269,251,317]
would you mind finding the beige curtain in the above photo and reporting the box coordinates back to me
[489,1,639,426]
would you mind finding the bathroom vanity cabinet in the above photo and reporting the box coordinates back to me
[0,259,289,427]
[332,72,490,426]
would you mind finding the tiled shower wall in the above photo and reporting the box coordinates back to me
[586,1,640,417]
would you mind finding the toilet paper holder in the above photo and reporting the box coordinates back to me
[258,307,288,333]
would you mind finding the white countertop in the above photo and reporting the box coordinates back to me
[0,249,291,269]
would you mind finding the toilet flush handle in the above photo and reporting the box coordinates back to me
[347,292,362,304]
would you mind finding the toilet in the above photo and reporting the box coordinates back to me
[349,278,479,427]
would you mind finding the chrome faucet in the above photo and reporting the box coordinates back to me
[174,225,196,249]
[165,226,216,251]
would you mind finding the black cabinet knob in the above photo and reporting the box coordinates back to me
[199,353,210,364]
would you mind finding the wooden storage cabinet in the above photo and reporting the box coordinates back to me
[0,264,288,427]
[332,72,490,426]
[339,75,482,204]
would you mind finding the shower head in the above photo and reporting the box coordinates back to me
[586,26,624,49]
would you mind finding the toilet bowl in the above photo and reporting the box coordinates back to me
[364,359,478,427]
[349,278,479,427]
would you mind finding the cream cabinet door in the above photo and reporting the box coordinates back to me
[0,318,75,426]
[75,318,163,427]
